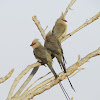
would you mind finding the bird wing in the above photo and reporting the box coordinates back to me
[56,38,67,64]
[45,35,66,63]
[52,23,66,38]
[34,46,51,64]
[45,36,62,55]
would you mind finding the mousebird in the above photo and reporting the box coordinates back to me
[52,13,67,42]
[44,32,75,92]
[30,39,58,78]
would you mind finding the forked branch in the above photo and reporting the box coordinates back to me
[64,0,76,17]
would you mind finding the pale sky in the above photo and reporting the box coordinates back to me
[0,0,100,100]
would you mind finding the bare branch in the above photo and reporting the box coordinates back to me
[22,72,51,95]
[17,47,100,100]
[13,66,39,98]
[61,12,100,42]
[0,69,14,84]
[32,16,46,40]
[44,26,48,31]
[64,0,76,17]
[7,62,41,100]
[21,55,83,97]
[71,97,73,100]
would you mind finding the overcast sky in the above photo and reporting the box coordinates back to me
[0,0,100,100]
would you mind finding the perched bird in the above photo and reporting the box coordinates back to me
[30,39,57,79]
[52,13,67,42]
[30,39,70,100]
[45,31,66,72]
[44,32,75,92]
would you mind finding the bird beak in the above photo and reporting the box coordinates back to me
[63,19,67,22]
[30,44,33,46]
[30,43,36,46]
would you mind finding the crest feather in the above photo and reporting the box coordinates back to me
[60,12,65,20]
[32,39,39,43]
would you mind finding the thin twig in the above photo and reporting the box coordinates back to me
[0,69,14,84]
[64,0,76,17]
[32,16,46,40]
[44,26,48,31]
[71,97,73,100]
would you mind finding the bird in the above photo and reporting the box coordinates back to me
[52,12,67,42]
[30,39,58,79]
[45,31,66,72]
[44,32,75,92]
[30,39,70,100]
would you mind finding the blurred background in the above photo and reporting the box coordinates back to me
[0,0,100,100]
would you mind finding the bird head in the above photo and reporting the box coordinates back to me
[57,12,67,22]
[30,39,40,49]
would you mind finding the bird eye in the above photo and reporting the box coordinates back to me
[63,19,67,22]
[30,43,36,46]
[33,43,36,45]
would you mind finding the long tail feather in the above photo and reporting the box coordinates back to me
[56,55,76,92]
[48,63,58,79]
[59,82,70,100]
[62,54,67,65]
[67,76,76,92]
[61,60,76,92]
[56,56,66,73]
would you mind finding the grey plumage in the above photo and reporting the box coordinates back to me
[52,13,67,42]
[30,39,57,79]
[44,34,75,92]
[44,34,66,72]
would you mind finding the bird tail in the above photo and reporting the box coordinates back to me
[30,66,39,75]
[56,55,75,92]
[48,63,58,79]
[14,66,39,97]
[62,54,67,65]
[56,55,66,73]
[48,62,70,99]
[67,76,76,92]
[59,82,70,100]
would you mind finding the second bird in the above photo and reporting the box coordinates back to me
[30,39,58,79]
[44,31,75,92]
[52,13,67,42]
